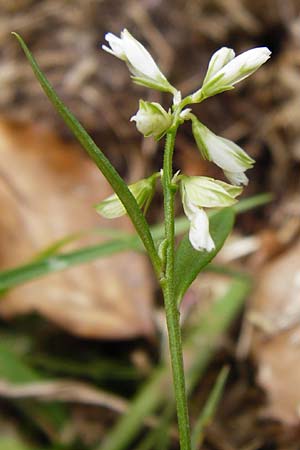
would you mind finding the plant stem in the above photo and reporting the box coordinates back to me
[161,129,191,450]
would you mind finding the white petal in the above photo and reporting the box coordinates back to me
[122,29,164,80]
[203,47,235,83]
[103,33,126,60]
[223,170,249,186]
[181,188,199,221]
[189,209,215,252]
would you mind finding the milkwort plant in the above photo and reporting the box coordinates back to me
[13,30,271,450]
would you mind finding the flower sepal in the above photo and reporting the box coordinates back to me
[131,100,172,141]
[96,173,159,219]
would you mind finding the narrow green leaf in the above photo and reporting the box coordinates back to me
[174,208,235,303]
[12,32,161,278]
[0,194,268,292]
[191,366,229,450]
[233,192,273,214]
[0,238,136,292]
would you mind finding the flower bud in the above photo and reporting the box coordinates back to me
[96,174,158,219]
[102,29,176,94]
[180,175,242,252]
[131,100,172,140]
[191,118,255,186]
[192,46,271,101]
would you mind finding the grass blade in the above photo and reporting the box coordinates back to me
[191,367,229,450]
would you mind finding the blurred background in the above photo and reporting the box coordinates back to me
[0,0,300,449]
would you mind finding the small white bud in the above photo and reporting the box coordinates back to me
[179,108,192,121]
[96,174,158,219]
[192,46,271,101]
[131,100,172,140]
[191,118,255,186]
[180,175,242,252]
[102,29,176,94]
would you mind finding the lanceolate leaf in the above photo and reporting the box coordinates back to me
[191,366,229,449]
[174,208,235,304]
[12,32,161,278]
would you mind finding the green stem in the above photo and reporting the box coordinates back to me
[161,129,191,450]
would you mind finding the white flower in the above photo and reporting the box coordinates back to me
[180,175,242,252]
[130,100,172,140]
[102,29,176,94]
[96,174,158,219]
[192,46,271,101]
[191,118,255,186]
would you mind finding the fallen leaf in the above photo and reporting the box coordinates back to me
[0,379,128,412]
[246,239,300,425]
[0,120,154,339]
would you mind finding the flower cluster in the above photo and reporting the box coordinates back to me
[99,30,271,252]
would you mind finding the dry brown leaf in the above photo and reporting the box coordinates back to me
[246,239,300,425]
[0,379,128,412]
[0,120,154,339]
